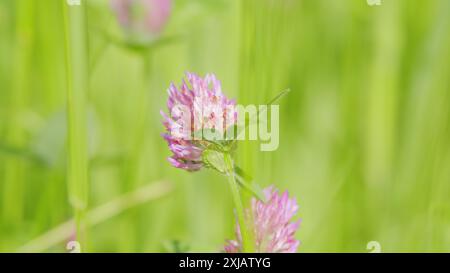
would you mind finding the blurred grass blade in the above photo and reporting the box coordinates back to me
[16,181,173,253]
[63,0,89,248]
[2,0,35,228]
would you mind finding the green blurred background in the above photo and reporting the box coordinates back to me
[1,0,450,252]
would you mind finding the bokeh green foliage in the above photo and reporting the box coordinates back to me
[0,0,449,252]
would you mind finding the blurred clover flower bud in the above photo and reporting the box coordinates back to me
[225,186,300,253]
[111,0,171,38]
[160,72,237,172]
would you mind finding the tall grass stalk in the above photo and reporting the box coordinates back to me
[2,0,34,227]
[62,0,89,250]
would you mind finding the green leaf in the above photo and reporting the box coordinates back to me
[202,149,227,174]
[193,128,235,152]
[264,88,291,106]
[234,166,267,202]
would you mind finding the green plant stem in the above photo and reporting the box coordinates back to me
[63,1,89,250]
[224,153,253,253]
[125,52,152,187]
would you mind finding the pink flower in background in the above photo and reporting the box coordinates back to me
[225,186,300,253]
[111,0,171,35]
[161,72,237,171]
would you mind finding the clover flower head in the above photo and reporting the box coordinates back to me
[225,186,300,253]
[161,72,237,171]
[111,0,171,36]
